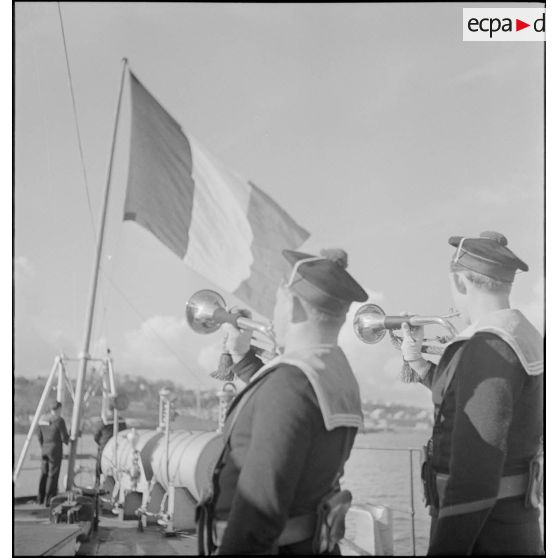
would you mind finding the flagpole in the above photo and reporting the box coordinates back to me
[66,58,129,491]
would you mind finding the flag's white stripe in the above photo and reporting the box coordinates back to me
[184,136,254,291]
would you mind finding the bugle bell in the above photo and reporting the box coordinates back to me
[353,303,458,355]
[185,289,276,350]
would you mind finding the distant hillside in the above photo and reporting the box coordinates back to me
[14,374,432,434]
[360,399,433,432]
[14,375,219,434]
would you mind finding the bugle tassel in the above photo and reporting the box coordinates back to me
[400,362,422,384]
[210,334,235,381]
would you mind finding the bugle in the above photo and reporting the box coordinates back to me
[353,303,459,355]
[185,289,276,351]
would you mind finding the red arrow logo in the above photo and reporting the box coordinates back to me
[516,19,530,31]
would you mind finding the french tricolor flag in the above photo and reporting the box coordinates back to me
[123,72,309,317]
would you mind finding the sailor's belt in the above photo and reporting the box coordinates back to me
[436,472,529,502]
[214,513,316,548]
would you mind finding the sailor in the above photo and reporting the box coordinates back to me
[37,401,69,506]
[94,407,127,484]
[211,308,256,383]
[198,248,368,555]
[400,231,543,555]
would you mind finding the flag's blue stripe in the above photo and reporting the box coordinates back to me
[124,71,194,259]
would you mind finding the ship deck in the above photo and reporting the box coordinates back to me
[14,499,363,556]
[76,516,198,556]
[14,499,198,556]
[14,503,81,556]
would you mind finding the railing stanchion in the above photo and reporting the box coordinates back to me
[409,449,416,556]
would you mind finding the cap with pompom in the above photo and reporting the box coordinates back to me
[282,248,368,315]
[449,231,528,282]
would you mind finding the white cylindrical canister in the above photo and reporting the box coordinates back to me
[101,429,159,478]
[101,429,223,501]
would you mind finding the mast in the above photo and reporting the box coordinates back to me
[65,58,128,491]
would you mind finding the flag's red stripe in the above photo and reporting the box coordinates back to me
[234,182,310,318]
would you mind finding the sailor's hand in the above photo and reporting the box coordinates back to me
[399,313,432,377]
[223,307,252,363]
[399,313,424,362]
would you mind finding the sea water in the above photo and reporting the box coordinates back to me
[342,430,430,555]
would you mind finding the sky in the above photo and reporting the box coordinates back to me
[13,2,545,408]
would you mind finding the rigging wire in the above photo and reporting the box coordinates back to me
[54,8,203,390]
[101,271,206,386]
[56,1,104,408]
[56,3,114,373]
[93,236,206,387]
[56,2,97,241]
[94,201,127,359]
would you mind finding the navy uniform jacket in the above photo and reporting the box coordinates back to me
[215,351,357,555]
[38,415,69,458]
[420,332,543,555]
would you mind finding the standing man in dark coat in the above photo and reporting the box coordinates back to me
[94,409,127,483]
[37,401,69,505]
[199,248,368,555]
[400,231,543,555]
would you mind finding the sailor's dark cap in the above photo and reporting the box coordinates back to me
[51,401,62,411]
[449,231,528,283]
[282,248,368,315]
[108,393,129,412]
